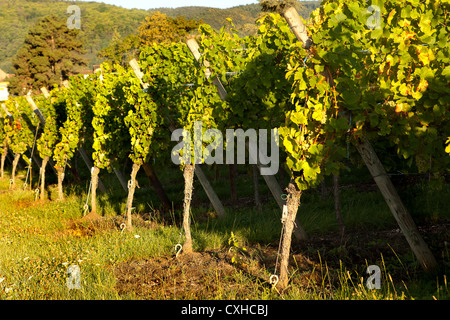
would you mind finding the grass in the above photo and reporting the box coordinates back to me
[0,163,448,300]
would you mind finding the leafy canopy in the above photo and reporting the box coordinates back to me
[9,15,86,95]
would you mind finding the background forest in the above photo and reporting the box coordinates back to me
[0,0,320,73]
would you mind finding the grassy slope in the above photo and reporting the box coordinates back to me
[0,161,448,299]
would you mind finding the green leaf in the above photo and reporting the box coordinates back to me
[442,66,450,78]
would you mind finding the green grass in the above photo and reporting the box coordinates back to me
[0,165,448,300]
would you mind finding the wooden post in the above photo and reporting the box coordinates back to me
[229,164,237,203]
[354,138,437,270]
[142,161,172,210]
[25,94,46,125]
[193,163,226,217]
[1,103,13,121]
[282,7,313,49]
[129,59,149,91]
[253,164,262,210]
[283,6,437,272]
[129,58,226,218]
[186,38,227,100]
[333,174,345,237]
[40,87,50,98]
[112,165,128,192]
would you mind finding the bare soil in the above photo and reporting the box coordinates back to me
[112,219,449,299]
[113,251,254,299]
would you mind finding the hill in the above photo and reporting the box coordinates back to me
[0,0,320,73]
[152,2,320,35]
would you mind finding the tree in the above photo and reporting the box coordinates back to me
[97,31,140,68]
[98,12,201,66]
[138,12,200,46]
[258,0,303,14]
[9,15,86,95]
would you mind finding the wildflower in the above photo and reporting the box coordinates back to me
[134,235,141,239]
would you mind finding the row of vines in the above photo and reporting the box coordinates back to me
[0,0,449,290]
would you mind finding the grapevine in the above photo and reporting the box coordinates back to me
[91,63,133,214]
[35,89,61,200]
[3,97,37,188]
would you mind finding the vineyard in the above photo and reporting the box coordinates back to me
[0,0,449,301]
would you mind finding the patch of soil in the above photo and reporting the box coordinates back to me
[292,219,450,280]
[113,220,448,299]
[114,251,258,299]
[62,219,116,237]
[60,214,160,238]
[113,244,330,299]
[13,198,43,209]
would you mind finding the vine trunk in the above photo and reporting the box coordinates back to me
[125,163,140,231]
[182,163,195,254]
[39,156,49,200]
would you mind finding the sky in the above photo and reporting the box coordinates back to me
[77,0,259,10]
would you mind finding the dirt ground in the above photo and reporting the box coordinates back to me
[114,251,248,299]
[112,219,449,299]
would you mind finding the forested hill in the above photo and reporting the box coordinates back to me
[0,0,320,73]
[150,1,320,31]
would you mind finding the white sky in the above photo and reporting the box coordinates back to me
[76,0,259,10]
